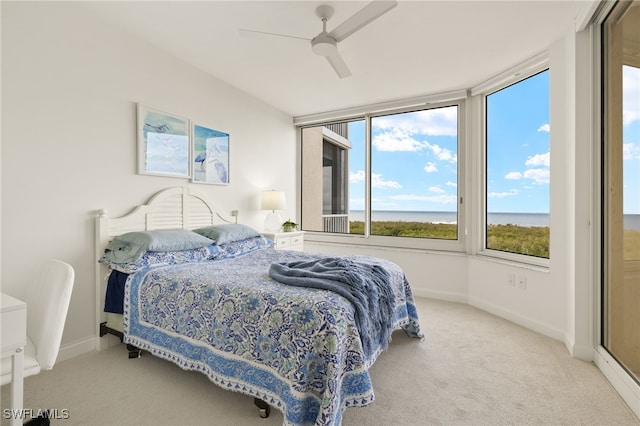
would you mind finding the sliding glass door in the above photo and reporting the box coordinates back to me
[603,0,640,383]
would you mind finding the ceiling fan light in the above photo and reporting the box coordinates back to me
[311,34,337,56]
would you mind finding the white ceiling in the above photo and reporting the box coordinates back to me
[80,1,585,117]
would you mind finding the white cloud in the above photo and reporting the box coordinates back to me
[372,129,456,163]
[623,143,640,160]
[488,189,520,198]
[372,128,426,152]
[446,181,457,187]
[371,199,400,209]
[523,168,550,184]
[349,170,365,183]
[372,106,458,137]
[427,194,457,204]
[424,162,438,173]
[349,170,401,188]
[389,194,457,204]
[623,66,640,127]
[372,173,402,189]
[505,172,522,180]
[426,142,457,163]
[501,153,550,185]
[525,152,550,167]
[538,123,550,132]
[428,186,445,193]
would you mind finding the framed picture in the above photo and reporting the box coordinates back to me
[137,104,190,178]
[192,123,229,185]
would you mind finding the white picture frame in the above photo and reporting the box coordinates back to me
[137,104,190,178]
[191,123,229,185]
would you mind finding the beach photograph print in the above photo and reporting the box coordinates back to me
[138,105,190,178]
[192,124,229,185]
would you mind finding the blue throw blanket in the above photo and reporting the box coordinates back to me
[269,257,396,360]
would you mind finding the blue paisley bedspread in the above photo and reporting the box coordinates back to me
[122,248,423,426]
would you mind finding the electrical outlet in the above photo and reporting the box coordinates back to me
[508,273,515,287]
[518,275,527,290]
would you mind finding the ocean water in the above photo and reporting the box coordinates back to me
[348,210,640,231]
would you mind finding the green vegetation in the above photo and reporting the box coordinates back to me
[349,220,457,239]
[348,221,640,260]
[349,221,550,258]
[486,224,549,258]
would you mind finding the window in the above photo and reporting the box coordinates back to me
[300,100,463,248]
[370,107,459,240]
[301,120,365,234]
[485,70,550,259]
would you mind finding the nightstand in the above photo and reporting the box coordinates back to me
[263,231,304,251]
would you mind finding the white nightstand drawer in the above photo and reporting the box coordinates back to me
[275,237,291,249]
[289,235,303,250]
[264,231,304,252]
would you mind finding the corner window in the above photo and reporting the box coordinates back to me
[485,70,550,258]
[300,100,464,249]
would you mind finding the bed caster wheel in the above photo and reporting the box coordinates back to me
[259,407,270,418]
[254,397,270,418]
[126,344,141,359]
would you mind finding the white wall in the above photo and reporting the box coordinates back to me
[1,2,296,355]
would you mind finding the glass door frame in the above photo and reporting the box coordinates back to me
[593,0,640,418]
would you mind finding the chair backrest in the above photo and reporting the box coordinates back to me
[25,259,75,370]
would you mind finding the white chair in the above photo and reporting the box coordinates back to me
[1,259,75,385]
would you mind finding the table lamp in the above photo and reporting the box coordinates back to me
[261,190,286,232]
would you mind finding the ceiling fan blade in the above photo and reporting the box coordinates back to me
[325,51,352,79]
[238,28,310,41]
[329,0,398,42]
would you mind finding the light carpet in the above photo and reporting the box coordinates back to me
[1,297,638,425]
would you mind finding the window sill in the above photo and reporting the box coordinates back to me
[304,231,465,253]
[304,231,550,270]
[475,249,550,271]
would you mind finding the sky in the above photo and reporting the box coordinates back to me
[623,65,640,215]
[345,67,640,215]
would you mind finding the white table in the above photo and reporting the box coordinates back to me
[1,292,26,426]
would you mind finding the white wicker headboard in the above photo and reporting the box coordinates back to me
[94,186,234,345]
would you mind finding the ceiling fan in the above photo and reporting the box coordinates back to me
[240,1,398,79]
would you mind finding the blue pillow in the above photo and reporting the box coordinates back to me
[210,236,272,260]
[100,245,219,273]
[193,224,261,245]
[104,229,214,264]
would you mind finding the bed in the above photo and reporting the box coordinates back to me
[95,186,423,425]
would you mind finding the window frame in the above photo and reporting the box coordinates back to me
[296,94,467,253]
[472,53,551,267]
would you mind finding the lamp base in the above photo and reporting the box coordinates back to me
[264,212,283,233]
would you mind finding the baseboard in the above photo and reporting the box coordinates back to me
[56,337,96,363]
[564,334,594,361]
[411,288,468,304]
[468,295,565,342]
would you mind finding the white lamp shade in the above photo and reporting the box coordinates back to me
[261,190,286,211]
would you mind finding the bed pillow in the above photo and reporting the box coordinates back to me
[103,229,214,264]
[100,245,220,274]
[194,224,261,245]
[210,236,272,260]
